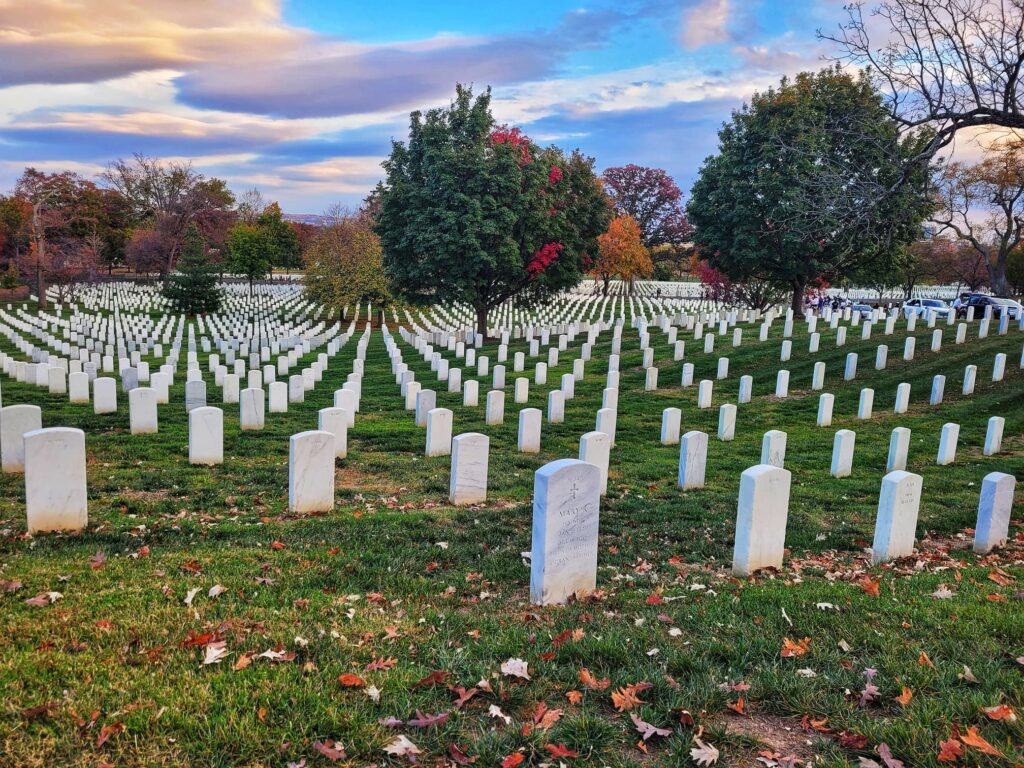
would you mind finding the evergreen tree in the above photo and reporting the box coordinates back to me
[162,224,222,314]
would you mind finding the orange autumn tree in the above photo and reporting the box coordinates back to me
[591,215,652,295]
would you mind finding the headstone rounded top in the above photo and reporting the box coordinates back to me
[535,457,599,480]
[2,403,42,415]
[24,426,84,441]
[983,470,1014,483]
[884,469,920,483]
[290,429,334,444]
[742,463,791,481]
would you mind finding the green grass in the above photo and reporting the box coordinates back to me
[1,307,1022,767]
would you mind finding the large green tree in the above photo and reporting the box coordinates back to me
[375,85,610,336]
[226,223,273,294]
[304,211,391,323]
[687,67,933,312]
[162,224,222,314]
[257,203,302,270]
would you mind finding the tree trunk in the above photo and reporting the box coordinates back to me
[35,237,48,310]
[475,304,489,339]
[602,276,610,296]
[790,276,806,315]
[989,258,1009,297]
[340,305,347,322]
[903,278,916,301]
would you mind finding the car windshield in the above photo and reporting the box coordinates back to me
[922,300,944,307]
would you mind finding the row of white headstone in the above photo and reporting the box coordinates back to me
[527,456,1017,605]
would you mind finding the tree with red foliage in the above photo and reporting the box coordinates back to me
[126,227,169,278]
[13,168,100,308]
[376,85,610,336]
[0,195,30,265]
[694,257,788,310]
[934,238,990,293]
[100,154,234,274]
[602,165,692,273]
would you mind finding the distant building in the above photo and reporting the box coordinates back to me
[282,213,331,226]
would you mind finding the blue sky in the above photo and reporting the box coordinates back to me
[0,0,846,213]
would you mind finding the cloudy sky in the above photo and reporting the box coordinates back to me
[0,0,859,213]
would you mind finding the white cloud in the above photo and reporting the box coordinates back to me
[680,0,733,50]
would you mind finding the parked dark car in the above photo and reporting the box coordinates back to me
[956,294,1021,319]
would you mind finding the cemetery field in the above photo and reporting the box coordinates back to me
[1,299,1023,768]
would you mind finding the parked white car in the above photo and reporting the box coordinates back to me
[851,303,875,319]
[992,297,1023,319]
[902,298,953,320]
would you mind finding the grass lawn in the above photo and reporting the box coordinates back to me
[1,305,1022,767]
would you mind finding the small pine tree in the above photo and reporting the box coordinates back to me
[1,261,19,289]
[162,225,223,314]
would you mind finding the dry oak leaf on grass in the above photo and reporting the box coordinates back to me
[25,591,62,606]
[546,743,580,758]
[958,725,1003,757]
[448,743,477,765]
[937,738,964,762]
[415,669,451,688]
[234,652,254,671]
[579,668,610,690]
[857,744,904,768]
[488,704,512,725]
[780,637,811,657]
[691,739,720,766]
[383,735,422,761]
[312,739,346,761]
[858,576,881,597]
[987,568,1014,587]
[451,686,479,710]
[20,701,59,720]
[726,697,746,715]
[533,702,563,729]
[500,658,530,680]
[981,704,1017,722]
[406,710,450,728]
[338,673,366,687]
[95,721,124,749]
[611,682,653,712]
[859,668,881,708]
[202,641,229,665]
[631,712,672,741]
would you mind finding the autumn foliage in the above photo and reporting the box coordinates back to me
[591,215,652,295]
